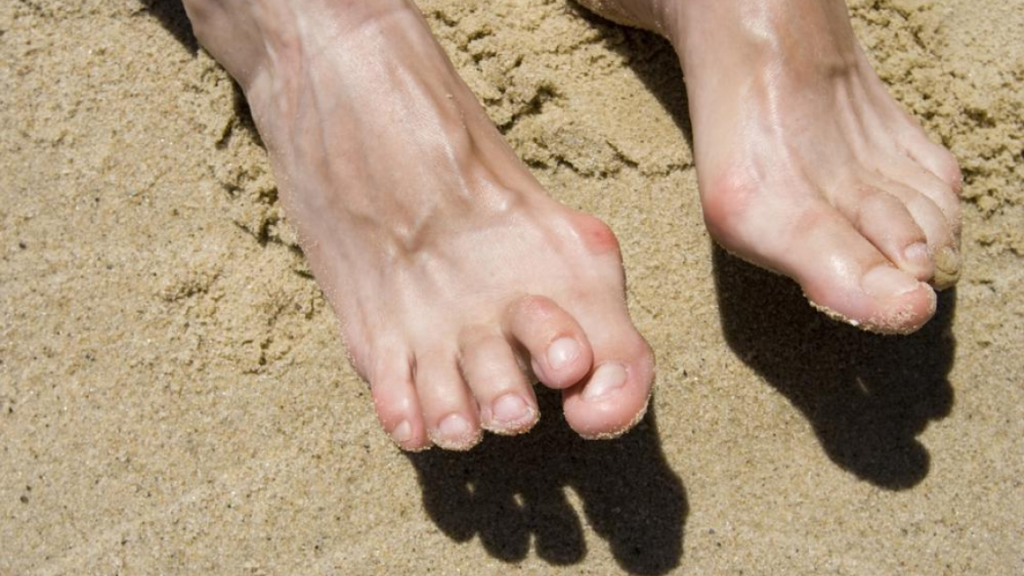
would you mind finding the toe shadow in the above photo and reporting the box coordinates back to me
[407,390,687,575]
[712,247,957,490]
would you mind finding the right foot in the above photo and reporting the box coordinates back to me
[183,0,655,450]
[579,0,964,333]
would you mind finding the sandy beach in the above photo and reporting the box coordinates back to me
[1,0,1021,574]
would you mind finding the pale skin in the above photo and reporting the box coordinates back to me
[180,0,963,451]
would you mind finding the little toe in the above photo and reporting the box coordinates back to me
[414,354,482,451]
[459,328,539,435]
[561,321,655,440]
[504,295,594,389]
[901,128,965,193]
[371,358,430,452]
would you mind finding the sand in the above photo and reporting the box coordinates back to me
[1,0,1021,574]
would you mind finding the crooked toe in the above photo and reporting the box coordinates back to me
[504,295,594,389]
[833,185,933,281]
[874,177,961,289]
[881,166,963,289]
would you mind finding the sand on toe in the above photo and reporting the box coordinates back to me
[1,0,1021,574]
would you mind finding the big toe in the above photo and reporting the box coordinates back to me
[790,211,937,334]
[561,314,655,439]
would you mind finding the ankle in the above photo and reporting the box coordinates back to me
[183,0,418,91]
[182,0,295,90]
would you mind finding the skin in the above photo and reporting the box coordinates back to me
[181,0,962,450]
[182,0,655,451]
[579,0,963,333]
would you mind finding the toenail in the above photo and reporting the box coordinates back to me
[935,245,960,274]
[391,420,413,444]
[547,337,580,371]
[583,363,627,402]
[932,245,962,288]
[492,393,531,424]
[438,414,472,441]
[903,242,931,267]
[862,265,922,299]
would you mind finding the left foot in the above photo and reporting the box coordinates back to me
[578,0,963,333]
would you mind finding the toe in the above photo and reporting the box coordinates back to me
[458,328,539,435]
[793,206,937,333]
[414,354,482,451]
[715,197,937,333]
[832,184,933,281]
[883,165,963,289]
[504,295,594,390]
[370,357,430,451]
[901,128,964,194]
[874,177,961,289]
[889,162,963,232]
[561,317,655,440]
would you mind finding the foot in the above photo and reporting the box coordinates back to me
[182,0,655,449]
[578,0,963,333]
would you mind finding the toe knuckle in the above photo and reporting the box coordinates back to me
[458,324,495,349]
[857,187,898,222]
[512,294,558,319]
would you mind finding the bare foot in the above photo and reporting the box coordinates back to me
[182,0,654,449]
[578,0,963,333]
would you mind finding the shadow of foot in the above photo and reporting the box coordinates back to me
[570,9,957,490]
[712,247,956,490]
[408,389,687,575]
[135,0,197,53]
[568,2,694,146]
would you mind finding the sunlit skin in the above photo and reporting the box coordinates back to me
[581,0,962,331]
[181,0,961,450]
